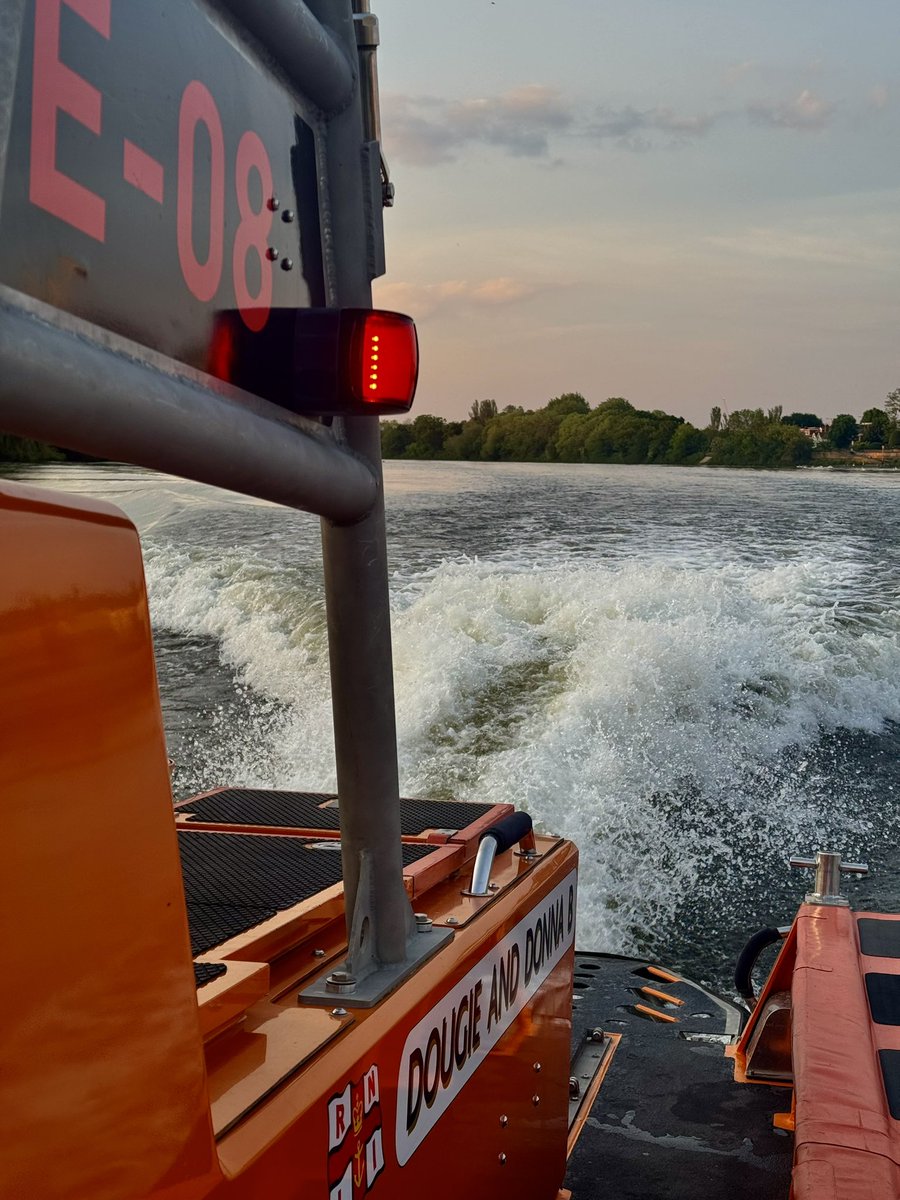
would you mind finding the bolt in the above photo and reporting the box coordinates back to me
[281,257,294,271]
[533,1062,542,1073]
[331,1007,348,1018]
[499,1114,509,1127]
[532,1094,541,1106]
[313,949,326,958]
[498,1154,507,1166]
[268,196,280,211]
[415,912,433,932]
[281,209,295,223]
[446,916,460,926]
[569,1077,580,1100]
[326,969,357,994]
[266,246,279,261]
[589,1028,605,1043]
[488,883,500,891]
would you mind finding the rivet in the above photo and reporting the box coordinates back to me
[268,196,280,211]
[281,257,294,271]
[499,1114,508,1127]
[533,1062,542,1073]
[313,948,326,958]
[446,916,460,926]
[281,209,296,223]
[498,1153,507,1166]
[532,1094,541,1106]
[331,1007,348,1018]
[266,246,279,261]
[488,883,500,891]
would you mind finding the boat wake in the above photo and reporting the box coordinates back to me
[145,541,900,977]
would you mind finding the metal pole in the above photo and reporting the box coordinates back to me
[310,0,412,964]
[0,293,378,523]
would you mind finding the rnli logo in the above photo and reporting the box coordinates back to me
[396,869,577,1165]
[327,1065,384,1200]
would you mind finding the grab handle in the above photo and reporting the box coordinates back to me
[465,811,534,897]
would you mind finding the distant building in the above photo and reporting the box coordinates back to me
[799,425,829,443]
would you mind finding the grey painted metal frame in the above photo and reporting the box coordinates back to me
[0,291,377,522]
[0,0,413,967]
[219,0,354,114]
[311,0,415,966]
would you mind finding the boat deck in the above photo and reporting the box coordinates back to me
[177,788,793,1197]
[566,953,792,1199]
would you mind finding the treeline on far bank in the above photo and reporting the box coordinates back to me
[382,395,820,468]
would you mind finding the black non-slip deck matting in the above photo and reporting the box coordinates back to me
[865,973,900,1026]
[180,830,438,956]
[193,962,227,989]
[880,1050,900,1120]
[858,918,900,959]
[177,788,496,837]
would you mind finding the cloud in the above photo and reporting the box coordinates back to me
[723,60,757,87]
[373,277,536,318]
[747,88,834,131]
[869,84,889,111]
[384,82,847,167]
[586,104,718,151]
[382,86,572,165]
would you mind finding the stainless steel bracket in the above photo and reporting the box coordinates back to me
[299,850,454,1008]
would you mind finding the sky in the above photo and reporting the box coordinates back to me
[370,1,900,426]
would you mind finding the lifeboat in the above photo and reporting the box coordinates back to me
[0,3,895,1198]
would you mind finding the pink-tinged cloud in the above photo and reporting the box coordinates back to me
[374,277,536,318]
[869,85,889,111]
[748,88,834,130]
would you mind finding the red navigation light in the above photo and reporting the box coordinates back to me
[207,307,419,415]
[346,310,418,412]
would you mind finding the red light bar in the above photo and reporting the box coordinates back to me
[346,310,419,411]
[207,307,419,416]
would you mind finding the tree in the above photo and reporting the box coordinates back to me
[708,406,722,432]
[667,423,708,464]
[380,421,413,458]
[829,414,858,450]
[405,414,448,458]
[546,392,590,416]
[468,399,498,423]
[782,412,823,428]
[860,408,890,447]
[554,413,589,462]
[885,388,900,424]
[724,408,766,432]
[0,433,64,462]
[767,405,783,425]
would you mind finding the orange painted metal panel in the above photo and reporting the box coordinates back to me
[1,480,578,1200]
[0,482,221,1200]
[206,842,578,1200]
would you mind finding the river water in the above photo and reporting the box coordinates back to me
[8,460,900,991]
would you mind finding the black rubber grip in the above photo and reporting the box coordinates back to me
[734,926,783,1001]
[480,811,533,854]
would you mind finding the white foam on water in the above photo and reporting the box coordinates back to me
[144,539,900,956]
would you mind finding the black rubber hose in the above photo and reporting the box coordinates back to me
[734,926,784,1003]
[480,811,533,854]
